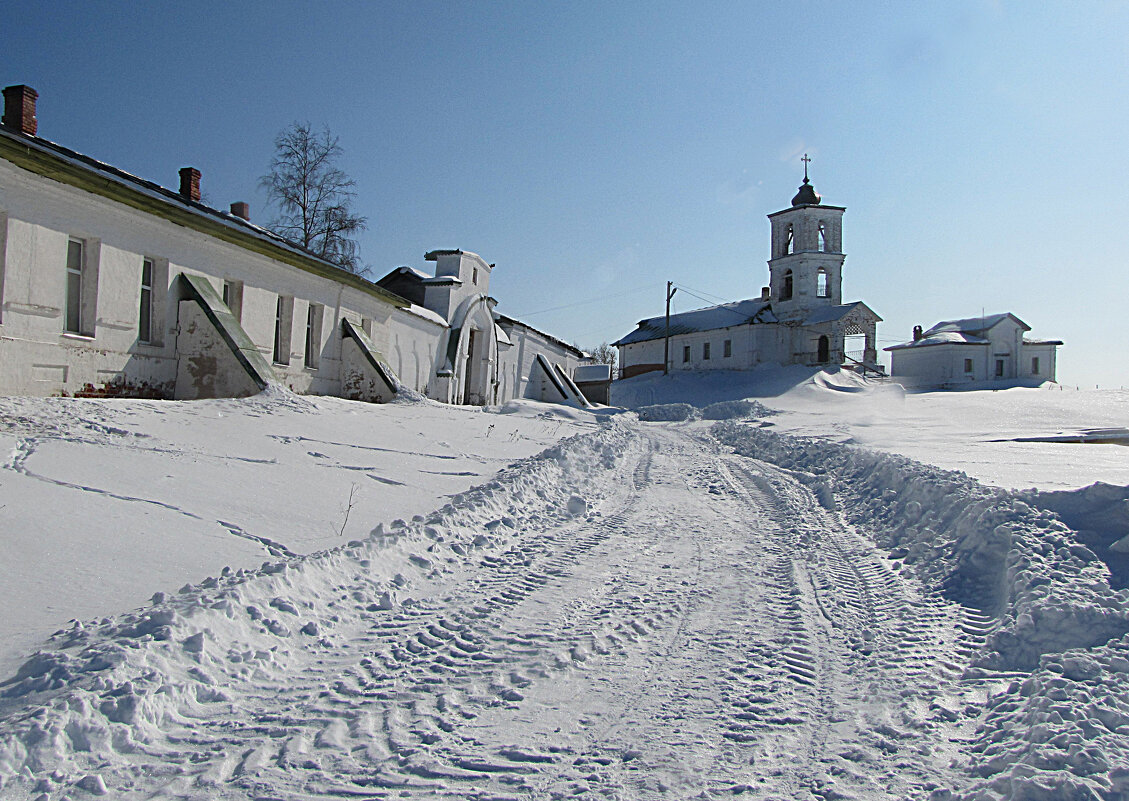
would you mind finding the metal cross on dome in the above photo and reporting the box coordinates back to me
[801,153,811,180]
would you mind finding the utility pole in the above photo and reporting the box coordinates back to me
[664,281,677,375]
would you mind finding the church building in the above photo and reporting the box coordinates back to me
[614,167,882,378]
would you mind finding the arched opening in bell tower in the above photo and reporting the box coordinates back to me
[781,270,793,300]
[818,223,828,252]
[816,268,829,298]
[784,224,794,255]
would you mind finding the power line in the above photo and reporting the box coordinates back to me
[511,284,654,318]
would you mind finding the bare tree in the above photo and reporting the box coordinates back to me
[590,342,618,374]
[260,123,368,274]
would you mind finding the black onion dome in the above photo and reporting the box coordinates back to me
[791,177,821,206]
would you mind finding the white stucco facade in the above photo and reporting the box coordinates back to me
[885,313,1061,389]
[614,176,881,378]
[0,87,587,406]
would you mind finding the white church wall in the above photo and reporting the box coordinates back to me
[387,308,444,394]
[0,156,403,398]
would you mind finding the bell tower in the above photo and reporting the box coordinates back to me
[766,156,846,319]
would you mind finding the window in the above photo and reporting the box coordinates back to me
[1032,357,1040,374]
[682,345,690,363]
[222,279,244,322]
[472,267,478,285]
[816,268,829,298]
[139,259,153,342]
[305,303,323,369]
[818,223,828,252]
[964,358,974,374]
[63,237,99,336]
[781,269,793,301]
[0,211,7,324]
[273,295,294,365]
[784,224,794,255]
[703,342,711,360]
[817,335,829,363]
[65,238,84,333]
[723,339,732,358]
[995,359,1004,378]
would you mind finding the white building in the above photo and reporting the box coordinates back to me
[885,313,1061,389]
[614,172,881,378]
[0,84,586,406]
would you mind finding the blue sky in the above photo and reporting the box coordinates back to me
[5,1,1126,387]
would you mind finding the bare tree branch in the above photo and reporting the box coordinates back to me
[260,123,369,276]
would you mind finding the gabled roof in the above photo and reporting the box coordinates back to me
[926,313,1029,336]
[494,314,585,358]
[613,298,776,346]
[885,331,990,351]
[885,312,1052,352]
[803,301,882,326]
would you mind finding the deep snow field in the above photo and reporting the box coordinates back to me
[1,368,1128,800]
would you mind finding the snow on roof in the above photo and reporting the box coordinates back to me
[0,125,360,278]
[494,314,585,358]
[574,364,612,382]
[926,313,1029,336]
[885,331,990,351]
[803,302,871,326]
[1024,338,1064,346]
[401,304,448,327]
[613,298,775,346]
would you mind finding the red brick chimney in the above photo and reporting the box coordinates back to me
[179,167,201,202]
[229,201,250,220]
[2,85,38,135]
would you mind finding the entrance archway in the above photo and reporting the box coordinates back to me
[817,335,830,363]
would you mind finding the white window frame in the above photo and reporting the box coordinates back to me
[273,295,294,365]
[222,279,244,322]
[0,211,7,325]
[304,302,323,369]
[139,258,154,343]
[63,237,100,337]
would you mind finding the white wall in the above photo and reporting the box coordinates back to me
[0,158,401,398]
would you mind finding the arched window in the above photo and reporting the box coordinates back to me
[784,224,794,256]
[818,223,828,252]
[816,268,829,298]
[817,335,830,363]
[781,269,793,300]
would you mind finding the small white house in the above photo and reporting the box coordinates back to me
[885,313,1061,389]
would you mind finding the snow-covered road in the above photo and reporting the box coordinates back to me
[1,420,1004,800]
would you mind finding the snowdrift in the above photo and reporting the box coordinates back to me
[712,421,1129,799]
[0,420,638,796]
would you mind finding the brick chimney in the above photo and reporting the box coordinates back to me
[179,167,201,202]
[2,85,38,135]
[760,286,770,301]
[229,201,250,220]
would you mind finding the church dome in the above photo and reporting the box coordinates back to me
[791,176,821,206]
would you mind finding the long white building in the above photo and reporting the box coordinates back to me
[0,84,587,406]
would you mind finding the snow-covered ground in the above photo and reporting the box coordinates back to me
[1,370,1127,799]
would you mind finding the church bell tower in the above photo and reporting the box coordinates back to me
[766,156,846,319]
